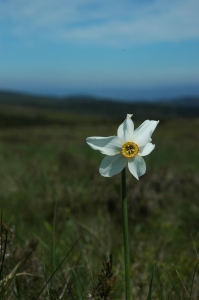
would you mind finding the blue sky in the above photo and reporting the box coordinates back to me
[0,0,199,100]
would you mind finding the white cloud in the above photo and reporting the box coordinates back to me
[0,0,199,46]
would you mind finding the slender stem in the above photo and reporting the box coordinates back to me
[122,167,131,300]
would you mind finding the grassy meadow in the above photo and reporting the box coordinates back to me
[0,104,199,299]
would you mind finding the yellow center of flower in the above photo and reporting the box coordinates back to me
[121,142,139,158]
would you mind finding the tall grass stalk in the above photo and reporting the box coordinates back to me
[122,168,131,300]
[35,236,81,299]
[72,268,83,300]
[146,264,156,300]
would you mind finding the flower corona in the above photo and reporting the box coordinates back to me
[121,142,139,158]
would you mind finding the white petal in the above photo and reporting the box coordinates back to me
[99,154,126,177]
[139,143,155,156]
[128,156,146,180]
[117,114,134,143]
[86,136,122,155]
[133,120,159,147]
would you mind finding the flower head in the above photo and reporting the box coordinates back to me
[86,114,159,179]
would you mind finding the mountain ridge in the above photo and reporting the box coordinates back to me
[0,90,199,119]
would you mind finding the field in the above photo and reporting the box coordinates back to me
[0,105,199,299]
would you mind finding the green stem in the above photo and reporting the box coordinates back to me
[122,167,131,300]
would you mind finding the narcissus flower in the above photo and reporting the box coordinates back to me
[86,114,159,179]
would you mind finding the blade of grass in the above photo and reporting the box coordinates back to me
[32,233,50,252]
[0,262,21,296]
[0,212,7,280]
[190,234,199,259]
[0,212,3,280]
[72,268,83,300]
[51,202,57,285]
[146,263,156,300]
[163,265,181,300]
[41,255,50,298]
[35,235,81,300]
[171,264,190,298]
[189,260,198,300]
[58,282,68,300]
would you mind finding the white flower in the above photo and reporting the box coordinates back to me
[86,114,159,180]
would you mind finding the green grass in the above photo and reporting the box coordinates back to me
[0,109,199,299]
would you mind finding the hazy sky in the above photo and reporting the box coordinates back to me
[0,0,199,100]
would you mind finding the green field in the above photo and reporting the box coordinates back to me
[0,106,199,299]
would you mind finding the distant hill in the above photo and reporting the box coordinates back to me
[0,90,199,120]
[166,97,199,107]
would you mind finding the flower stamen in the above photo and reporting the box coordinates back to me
[121,142,139,158]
